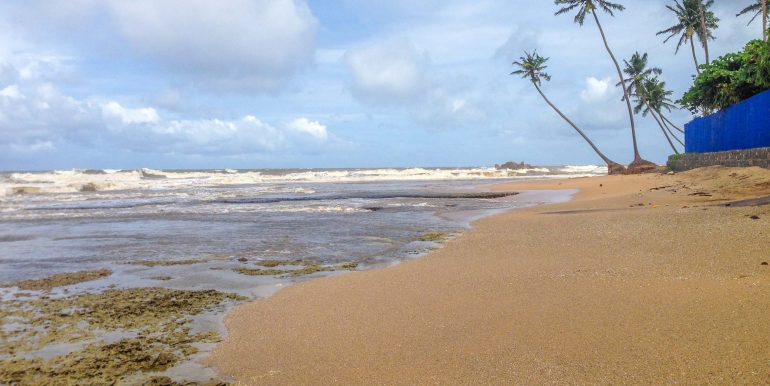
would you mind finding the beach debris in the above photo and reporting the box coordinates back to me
[761,262,768,266]
[237,257,248,262]
[749,215,760,220]
[149,275,173,281]
[5,269,112,291]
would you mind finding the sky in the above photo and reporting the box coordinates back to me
[0,0,762,170]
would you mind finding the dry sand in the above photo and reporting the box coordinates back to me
[208,167,770,384]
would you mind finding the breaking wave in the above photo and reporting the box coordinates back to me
[1,166,606,196]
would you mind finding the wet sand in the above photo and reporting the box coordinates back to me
[209,167,770,384]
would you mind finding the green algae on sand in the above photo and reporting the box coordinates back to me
[235,259,359,278]
[5,269,112,291]
[0,287,244,384]
[418,231,449,242]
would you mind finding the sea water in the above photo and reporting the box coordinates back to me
[0,166,601,293]
[0,166,593,381]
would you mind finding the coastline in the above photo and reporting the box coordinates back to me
[208,167,770,384]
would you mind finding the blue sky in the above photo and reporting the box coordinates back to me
[0,0,761,170]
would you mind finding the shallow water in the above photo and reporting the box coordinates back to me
[0,167,589,383]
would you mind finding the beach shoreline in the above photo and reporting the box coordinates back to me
[208,167,770,384]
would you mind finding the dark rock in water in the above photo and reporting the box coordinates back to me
[80,183,98,192]
[364,207,383,212]
[141,170,167,179]
[495,161,535,170]
[12,186,41,195]
[237,257,248,262]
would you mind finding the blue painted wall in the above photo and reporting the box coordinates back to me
[685,89,770,153]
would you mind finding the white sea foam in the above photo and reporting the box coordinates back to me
[1,166,607,195]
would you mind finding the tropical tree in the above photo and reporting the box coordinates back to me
[512,52,626,174]
[658,0,719,74]
[554,0,654,171]
[639,78,685,150]
[644,78,685,135]
[696,1,716,64]
[619,53,680,154]
[737,1,769,42]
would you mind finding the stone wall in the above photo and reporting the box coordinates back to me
[667,147,770,172]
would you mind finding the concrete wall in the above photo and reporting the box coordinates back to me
[667,147,770,172]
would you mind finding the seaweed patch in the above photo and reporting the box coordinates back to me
[5,269,112,291]
[0,287,244,384]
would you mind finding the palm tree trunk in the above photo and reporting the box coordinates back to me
[657,110,685,147]
[661,113,685,134]
[591,10,642,163]
[644,99,679,154]
[762,0,767,41]
[698,1,710,64]
[532,82,617,166]
[690,36,701,75]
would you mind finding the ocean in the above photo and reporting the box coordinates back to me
[0,166,603,293]
[0,166,596,381]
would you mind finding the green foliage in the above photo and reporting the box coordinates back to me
[657,0,719,53]
[678,39,770,113]
[511,52,551,86]
[554,0,625,25]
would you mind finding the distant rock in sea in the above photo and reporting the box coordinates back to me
[495,161,535,170]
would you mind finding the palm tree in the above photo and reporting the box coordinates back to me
[512,52,626,174]
[619,53,679,154]
[645,79,685,147]
[637,79,685,153]
[695,1,716,64]
[658,0,719,74]
[644,79,684,135]
[555,0,654,171]
[737,1,769,41]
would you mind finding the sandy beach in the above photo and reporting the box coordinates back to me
[209,167,770,384]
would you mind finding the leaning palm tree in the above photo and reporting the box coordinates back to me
[643,78,685,147]
[512,52,625,174]
[635,79,683,154]
[644,78,684,134]
[737,0,769,41]
[555,0,654,172]
[658,0,719,74]
[619,53,679,154]
[695,0,717,64]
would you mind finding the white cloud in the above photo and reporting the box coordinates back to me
[0,55,335,157]
[580,77,614,102]
[345,40,429,104]
[0,85,23,100]
[107,0,318,92]
[101,101,159,127]
[344,39,485,128]
[287,118,328,141]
